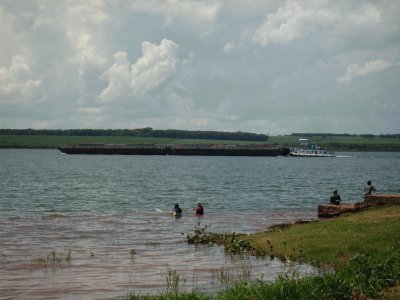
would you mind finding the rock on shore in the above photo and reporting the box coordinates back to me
[318,194,400,218]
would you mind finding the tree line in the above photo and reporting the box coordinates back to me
[0,128,269,142]
[291,133,400,138]
[325,142,400,151]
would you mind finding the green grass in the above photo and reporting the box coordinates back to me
[268,135,400,151]
[243,205,400,268]
[0,135,267,148]
[126,205,400,299]
[2,134,400,150]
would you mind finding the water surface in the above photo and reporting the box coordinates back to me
[0,150,399,299]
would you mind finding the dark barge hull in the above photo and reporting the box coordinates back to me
[57,144,290,157]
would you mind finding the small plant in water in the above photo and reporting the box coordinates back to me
[186,225,255,255]
[33,249,72,266]
[165,269,182,293]
[222,233,253,255]
[145,240,160,247]
[212,266,234,285]
[186,224,220,246]
[212,263,253,286]
[129,248,136,259]
[65,249,72,263]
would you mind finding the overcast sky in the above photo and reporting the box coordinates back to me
[1,0,399,134]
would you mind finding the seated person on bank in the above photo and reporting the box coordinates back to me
[330,189,341,205]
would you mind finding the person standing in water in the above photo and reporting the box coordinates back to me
[194,202,204,215]
[172,203,182,217]
[364,180,376,199]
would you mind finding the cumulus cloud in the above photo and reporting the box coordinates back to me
[98,39,180,101]
[345,3,381,25]
[253,1,335,46]
[0,52,42,101]
[337,60,392,83]
[97,51,131,101]
[253,1,382,46]
[129,0,221,26]
[0,1,399,134]
[66,0,109,25]
[67,31,107,77]
[131,39,179,96]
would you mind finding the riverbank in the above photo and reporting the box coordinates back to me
[127,205,400,299]
[1,134,400,151]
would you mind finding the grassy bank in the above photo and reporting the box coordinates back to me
[0,135,268,149]
[268,135,400,151]
[242,205,400,268]
[126,205,400,299]
[1,134,400,151]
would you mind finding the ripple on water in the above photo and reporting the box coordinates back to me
[0,211,317,299]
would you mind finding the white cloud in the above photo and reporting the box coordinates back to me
[67,31,107,76]
[253,1,336,46]
[0,52,42,101]
[98,51,131,101]
[0,1,399,134]
[66,0,109,25]
[346,3,381,25]
[98,39,180,101]
[129,0,221,26]
[132,39,179,96]
[77,106,104,115]
[253,1,382,47]
[223,42,240,54]
[337,60,392,83]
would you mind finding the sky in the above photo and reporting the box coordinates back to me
[0,0,399,135]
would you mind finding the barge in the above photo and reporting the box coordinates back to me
[57,143,290,156]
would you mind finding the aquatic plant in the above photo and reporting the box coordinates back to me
[145,240,160,247]
[127,206,400,299]
[185,224,218,246]
[32,249,72,266]
[126,290,208,300]
[125,248,400,300]
[212,266,234,286]
[185,225,254,255]
[165,269,182,293]
[212,263,252,286]
[220,233,252,255]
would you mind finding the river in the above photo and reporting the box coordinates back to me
[0,149,399,299]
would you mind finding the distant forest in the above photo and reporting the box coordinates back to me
[291,133,400,138]
[0,128,269,142]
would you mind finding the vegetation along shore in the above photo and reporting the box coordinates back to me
[1,128,400,151]
[126,205,400,299]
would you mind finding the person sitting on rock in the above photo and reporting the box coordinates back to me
[330,189,341,205]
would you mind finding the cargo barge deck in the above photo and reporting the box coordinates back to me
[57,143,290,156]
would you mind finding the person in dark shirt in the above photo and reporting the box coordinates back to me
[330,189,341,205]
[194,202,204,215]
[363,180,376,199]
[172,203,182,217]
